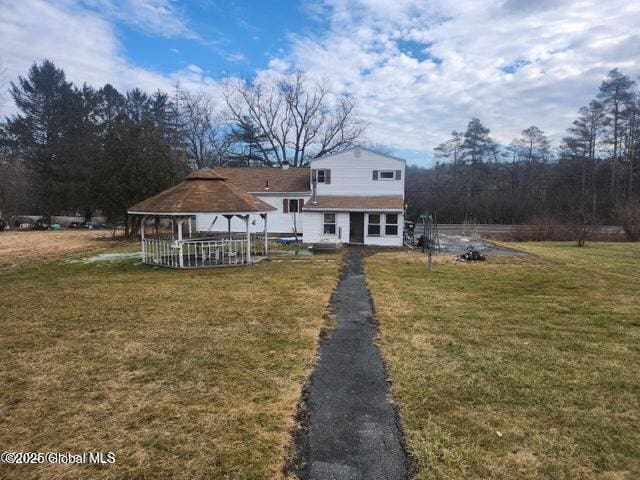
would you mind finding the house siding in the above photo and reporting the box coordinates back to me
[303,211,403,246]
[311,149,405,197]
[196,193,311,235]
[302,212,349,243]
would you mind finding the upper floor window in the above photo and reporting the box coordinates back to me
[372,169,402,181]
[313,169,331,184]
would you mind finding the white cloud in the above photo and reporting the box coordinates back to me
[271,0,640,158]
[81,0,197,39]
[0,0,219,116]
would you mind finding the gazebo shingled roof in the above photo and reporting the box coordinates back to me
[128,168,276,215]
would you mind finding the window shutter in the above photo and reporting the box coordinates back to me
[283,199,289,213]
[325,169,331,184]
[395,169,402,180]
[299,198,304,211]
[373,170,379,180]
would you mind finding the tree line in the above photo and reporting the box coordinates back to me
[2,61,639,233]
[407,69,640,226]
[0,60,365,233]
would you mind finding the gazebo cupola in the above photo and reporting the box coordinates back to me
[128,168,276,269]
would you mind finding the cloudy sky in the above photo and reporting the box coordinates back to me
[1,0,639,164]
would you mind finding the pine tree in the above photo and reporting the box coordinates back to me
[2,60,85,217]
[597,69,636,201]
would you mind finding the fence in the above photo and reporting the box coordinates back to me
[141,233,266,269]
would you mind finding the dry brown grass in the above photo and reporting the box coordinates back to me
[0,252,339,479]
[0,230,130,269]
[366,243,640,480]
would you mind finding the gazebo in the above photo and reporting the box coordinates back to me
[128,168,276,268]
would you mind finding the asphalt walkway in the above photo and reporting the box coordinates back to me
[297,250,407,480]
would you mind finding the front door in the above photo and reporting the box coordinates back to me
[349,212,364,244]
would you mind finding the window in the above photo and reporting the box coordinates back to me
[317,170,326,183]
[373,169,401,180]
[284,198,305,213]
[323,213,336,234]
[367,214,381,236]
[385,214,399,235]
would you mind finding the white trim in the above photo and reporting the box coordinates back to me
[248,191,311,196]
[303,207,403,212]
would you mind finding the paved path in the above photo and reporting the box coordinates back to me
[297,250,406,480]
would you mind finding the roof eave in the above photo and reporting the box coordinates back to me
[302,207,404,212]
[128,208,276,216]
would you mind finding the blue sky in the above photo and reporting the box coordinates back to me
[110,1,317,77]
[1,0,639,165]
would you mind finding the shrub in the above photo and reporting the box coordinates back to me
[613,199,640,242]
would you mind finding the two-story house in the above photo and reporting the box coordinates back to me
[302,147,405,246]
[194,147,405,246]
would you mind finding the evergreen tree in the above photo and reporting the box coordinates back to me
[597,69,636,200]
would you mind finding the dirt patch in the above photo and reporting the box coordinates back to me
[438,234,524,256]
[0,230,131,269]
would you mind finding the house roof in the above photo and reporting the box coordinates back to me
[216,166,310,193]
[303,195,404,211]
[309,146,408,164]
[128,168,276,215]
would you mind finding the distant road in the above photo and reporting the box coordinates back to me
[421,224,624,234]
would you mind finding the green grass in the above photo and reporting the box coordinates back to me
[0,253,339,480]
[365,243,640,480]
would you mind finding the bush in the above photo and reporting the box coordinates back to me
[510,215,564,241]
[613,199,640,242]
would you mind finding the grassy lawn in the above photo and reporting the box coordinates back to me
[0,230,131,269]
[365,243,640,480]
[0,253,339,479]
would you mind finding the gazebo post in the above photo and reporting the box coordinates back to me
[244,215,251,264]
[262,213,268,255]
[177,216,184,268]
[140,215,146,261]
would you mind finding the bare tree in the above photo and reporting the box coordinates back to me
[223,70,365,166]
[565,200,596,247]
[363,143,394,155]
[176,88,231,169]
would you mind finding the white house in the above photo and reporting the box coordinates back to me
[194,147,406,246]
[195,164,311,235]
[302,147,405,246]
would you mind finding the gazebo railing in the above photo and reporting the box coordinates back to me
[141,234,266,268]
[143,238,180,267]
